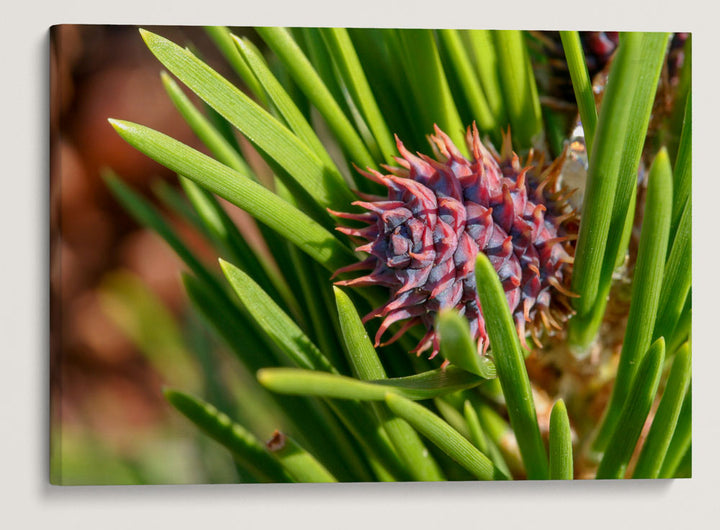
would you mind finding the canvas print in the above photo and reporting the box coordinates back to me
[50,25,691,484]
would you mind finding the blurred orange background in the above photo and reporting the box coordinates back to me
[50,25,257,484]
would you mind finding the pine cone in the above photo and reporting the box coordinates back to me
[331,124,578,359]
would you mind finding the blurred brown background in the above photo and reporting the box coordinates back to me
[50,25,250,484]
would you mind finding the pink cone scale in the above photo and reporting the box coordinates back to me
[330,124,578,359]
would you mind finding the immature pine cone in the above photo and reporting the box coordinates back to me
[331,124,578,359]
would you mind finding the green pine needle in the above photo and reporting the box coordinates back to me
[385,393,508,481]
[570,33,668,326]
[493,30,543,150]
[333,286,445,481]
[140,29,354,211]
[559,31,597,157]
[475,253,548,479]
[165,389,292,483]
[437,309,497,378]
[549,400,574,480]
[108,119,355,272]
[596,338,665,479]
[255,26,377,170]
[593,148,673,452]
[265,431,337,483]
[257,366,490,402]
[633,344,691,478]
